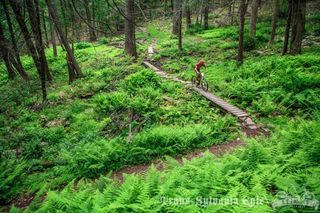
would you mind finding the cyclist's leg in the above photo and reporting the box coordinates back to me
[197,72,202,84]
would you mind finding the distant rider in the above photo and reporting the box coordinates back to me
[194,59,206,84]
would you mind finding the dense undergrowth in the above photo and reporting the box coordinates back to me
[0,36,237,209]
[17,118,320,212]
[151,13,320,121]
[0,10,319,213]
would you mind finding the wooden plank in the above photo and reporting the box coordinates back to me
[144,60,253,122]
[143,61,159,71]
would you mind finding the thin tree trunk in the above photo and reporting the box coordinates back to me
[124,0,137,58]
[177,0,182,50]
[269,0,280,45]
[92,0,96,39]
[250,0,261,37]
[59,0,68,39]
[26,0,48,100]
[237,0,246,64]
[26,0,52,82]
[203,0,209,30]
[9,1,43,77]
[231,0,235,24]
[172,0,180,35]
[83,0,96,41]
[67,0,76,45]
[228,0,233,24]
[289,0,306,55]
[2,0,29,81]
[185,0,191,30]
[0,23,16,80]
[46,0,83,81]
[282,0,292,55]
[49,19,58,57]
[42,9,49,48]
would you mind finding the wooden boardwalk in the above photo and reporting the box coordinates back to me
[143,60,259,131]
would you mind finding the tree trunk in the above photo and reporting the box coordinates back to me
[177,0,182,50]
[9,1,43,78]
[185,0,191,31]
[124,0,137,58]
[83,0,96,41]
[231,0,235,24]
[250,0,261,37]
[172,0,180,35]
[59,0,68,39]
[0,23,16,80]
[228,0,233,24]
[92,0,96,39]
[282,0,292,55]
[237,0,246,64]
[269,0,280,45]
[203,0,209,30]
[46,0,83,82]
[289,0,306,55]
[26,0,52,82]
[26,0,48,100]
[41,9,49,48]
[49,20,58,57]
[2,0,29,81]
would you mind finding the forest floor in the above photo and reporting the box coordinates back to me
[1,12,320,212]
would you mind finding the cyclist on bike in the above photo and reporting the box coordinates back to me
[194,59,206,85]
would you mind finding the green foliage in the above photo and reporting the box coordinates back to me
[122,69,161,93]
[1,9,319,212]
[30,119,320,212]
[132,125,209,159]
[98,37,109,45]
[244,36,256,51]
[0,160,26,203]
[186,23,204,34]
[75,42,91,49]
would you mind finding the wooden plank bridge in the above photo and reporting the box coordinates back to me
[143,50,262,133]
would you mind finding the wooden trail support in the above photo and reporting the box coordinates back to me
[144,45,267,136]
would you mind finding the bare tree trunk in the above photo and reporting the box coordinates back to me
[250,0,261,37]
[269,0,280,45]
[10,1,43,78]
[41,9,49,48]
[177,0,182,50]
[26,0,52,82]
[289,0,306,55]
[83,0,96,41]
[185,0,191,30]
[237,0,246,64]
[172,0,180,35]
[228,0,233,24]
[26,0,48,100]
[46,0,83,81]
[92,0,96,39]
[49,19,58,57]
[0,23,16,80]
[124,0,137,58]
[2,0,29,81]
[59,0,68,39]
[203,0,209,30]
[282,0,292,55]
[231,0,235,24]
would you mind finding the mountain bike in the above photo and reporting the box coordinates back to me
[191,72,209,91]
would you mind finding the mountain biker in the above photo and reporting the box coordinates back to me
[194,59,206,85]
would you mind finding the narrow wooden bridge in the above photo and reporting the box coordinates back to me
[143,45,264,135]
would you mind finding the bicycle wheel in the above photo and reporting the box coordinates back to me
[201,78,209,91]
[191,76,197,86]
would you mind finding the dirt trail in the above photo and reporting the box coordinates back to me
[111,139,245,182]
